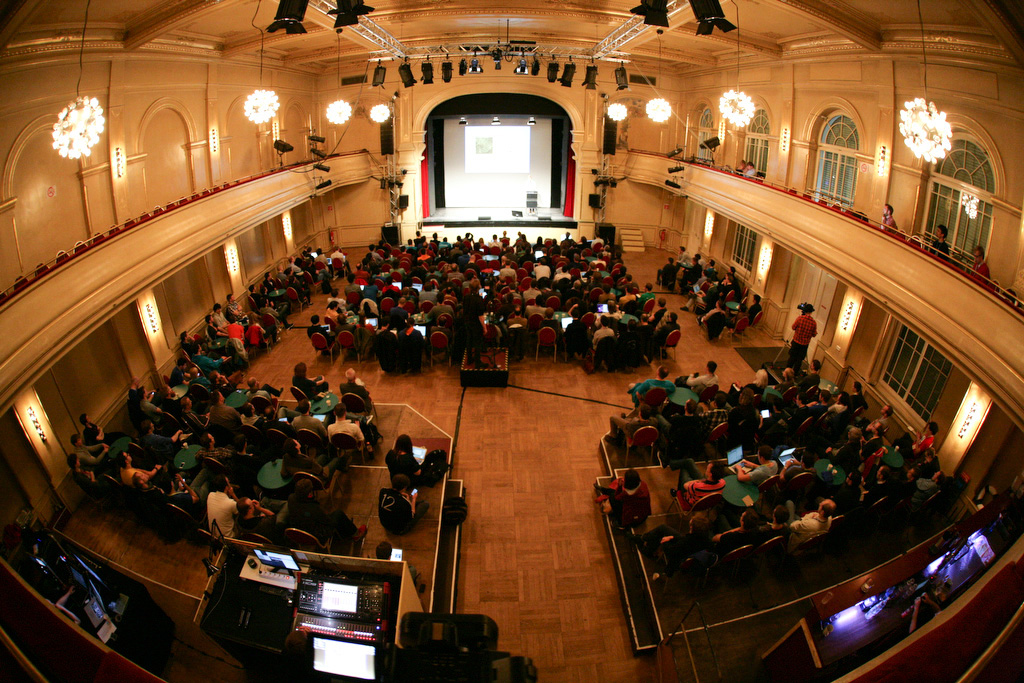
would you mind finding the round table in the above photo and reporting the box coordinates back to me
[722,475,760,507]
[311,392,339,415]
[814,458,845,485]
[108,436,132,459]
[257,459,293,489]
[171,384,189,399]
[668,387,700,406]
[268,289,286,299]
[208,337,229,350]
[619,313,638,326]
[224,390,248,408]
[174,444,202,470]
[726,301,740,311]
[882,446,904,468]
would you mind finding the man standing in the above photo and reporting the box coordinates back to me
[787,303,818,371]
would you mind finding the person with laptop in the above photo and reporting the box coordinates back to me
[735,445,779,486]
[378,474,429,535]
[292,400,329,445]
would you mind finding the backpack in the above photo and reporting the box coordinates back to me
[442,496,468,526]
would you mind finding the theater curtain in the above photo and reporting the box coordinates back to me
[563,145,575,218]
[420,153,430,217]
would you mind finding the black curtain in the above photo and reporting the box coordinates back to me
[550,118,563,209]
[431,118,446,210]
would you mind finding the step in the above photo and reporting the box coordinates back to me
[620,228,646,252]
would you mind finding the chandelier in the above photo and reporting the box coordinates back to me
[719,90,754,128]
[899,98,951,163]
[607,103,627,122]
[370,104,391,123]
[52,96,105,159]
[961,193,979,220]
[244,89,279,124]
[326,100,352,125]
[646,99,671,123]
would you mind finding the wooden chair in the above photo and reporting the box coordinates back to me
[284,527,330,553]
[249,394,272,414]
[705,422,729,456]
[750,535,786,570]
[757,474,781,514]
[781,386,799,404]
[188,382,210,404]
[202,456,231,477]
[580,311,596,328]
[536,327,558,361]
[546,295,561,309]
[750,311,764,327]
[784,471,816,500]
[643,298,656,314]
[380,298,394,314]
[419,300,434,314]
[240,423,263,444]
[626,425,659,464]
[661,329,681,360]
[689,491,724,515]
[732,316,750,336]
[265,427,290,447]
[429,331,450,366]
[792,416,816,444]
[791,531,827,556]
[286,287,307,311]
[437,313,453,328]
[337,330,359,361]
[310,332,336,362]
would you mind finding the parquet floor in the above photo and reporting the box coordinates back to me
[63,246,781,682]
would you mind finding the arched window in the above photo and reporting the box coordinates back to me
[924,137,994,265]
[697,108,716,161]
[814,114,859,208]
[744,109,770,175]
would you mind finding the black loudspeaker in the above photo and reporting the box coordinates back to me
[380,119,395,156]
[700,136,720,151]
[598,223,616,244]
[603,117,617,156]
[398,195,409,210]
[588,193,602,209]
[382,224,399,245]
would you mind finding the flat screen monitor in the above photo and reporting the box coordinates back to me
[778,447,798,466]
[413,325,427,336]
[412,446,427,464]
[727,445,744,466]
[253,547,301,571]
[312,637,376,680]
[309,251,318,258]
[560,316,573,330]
[392,280,401,288]
[596,303,609,314]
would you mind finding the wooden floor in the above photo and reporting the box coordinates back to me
[63,246,782,682]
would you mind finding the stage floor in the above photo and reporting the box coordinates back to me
[424,207,573,223]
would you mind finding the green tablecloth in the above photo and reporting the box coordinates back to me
[171,384,189,399]
[668,387,700,406]
[208,337,229,350]
[619,313,638,326]
[108,436,132,459]
[722,475,760,507]
[726,301,740,311]
[268,289,286,298]
[814,458,845,484]
[882,446,904,468]
[224,390,248,408]
[174,444,201,470]
[257,458,293,489]
[311,392,339,415]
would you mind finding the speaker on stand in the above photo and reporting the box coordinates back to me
[380,119,395,156]
[602,117,617,156]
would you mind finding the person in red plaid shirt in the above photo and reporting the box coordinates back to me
[788,303,818,371]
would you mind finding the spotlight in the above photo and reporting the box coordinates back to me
[311,148,327,159]
[468,57,483,74]
[327,0,374,31]
[492,49,502,70]
[531,56,541,76]
[273,139,293,153]
[459,117,468,125]
[665,179,681,189]
[527,116,536,126]
[421,61,434,84]
[583,65,598,89]
[458,59,468,76]
[308,134,326,143]
[372,61,386,86]
[559,61,576,87]
[547,61,559,82]
[615,64,629,90]
[380,177,388,190]
[398,62,416,87]
[515,57,529,75]
[630,0,669,27]
[313,163,331,172]
[315,179,333,190]
[668,165,685,173]
[441,60,453,82]
[491,116,501,126]
[665,146,683,157]
[267,0,309,34]
[692,0,736,35]
[609,179,618,188]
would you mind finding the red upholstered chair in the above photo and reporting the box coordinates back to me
[380,298,394,314]
[437,313,453,328]
[346,291,361,306]
[420,300,434,314]
[287,287,307,311]
[429,331,450,366]
[751,310,764,327]
[732,316,750,336]
[536,326,558,361]
[713,544,755,579]
[643,298,656,314]
[626,425,659,464]
[402,301,416,314]
[589,287,603,302]
[336,330,359,361]
[296,428,325,453]
[311,332,336,362]
[725,289,736,302]
[580,312,596,328]
[670,490,723,515]
[781,386,799,404]
[340,393,370,417]
[642,387,667,409]
[284,527,331,553]
[546,295,561,309]
[699,384,719,403]
[332,257,345,272]
[527,313,543,333]
[290,386,308,402]
[661,329,681,360]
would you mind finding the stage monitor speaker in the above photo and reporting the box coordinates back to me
[603,118,617,156]
[588,193,602,209]
[700,136,720,151]
[598,223,616,244]
[398,195,409,210]
[382,223,399,245]
[380,119,395,156]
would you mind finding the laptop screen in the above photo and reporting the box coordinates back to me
[412,446,427,464]
[412,283,422,291]
[727,445,744,466]
[777,447,797,466]
[596,303,608,314]
[253,548,301,571]
[312,638,376,680]
[693,284,702,294]
[413,325,427,336]
[535,250,544,259]
[560,316,573,330]
[365,317,378,328]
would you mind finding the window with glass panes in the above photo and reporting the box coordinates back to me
[697,108,715,161]
[924,138,994,265]
[732,224,757,272]
[882,325,952,421]
[814,115,859,208]
[744,109,770,174]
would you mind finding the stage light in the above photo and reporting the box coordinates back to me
[559,61,576,87]
[267,0,309,34]
[691,0,736,35]
[398,61,416,87]
[311,148,327,159]
[459,117,468,125]
[583,65,598,89]
[668,165,685,173]
[547,61,559,82]
[665,146,683,157]
[492,49,502,70]
[528,117,536,126]
[315,179,333,190]
[327,0,374,30]
[459,59,468,76]
[665,179,681,189]
[531,56,541,76]
[313,163,330,171]
[308,134,326,143]
[468,57,483,74]
[273,139,293,153]
[630,0,669,27]
[441,60,453,82]
[491,116,501,125]
[372,61,386,87]
[615,64,628,90]
[515,57,529,75]
[421,61,434,84]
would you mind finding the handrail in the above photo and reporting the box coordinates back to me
[0,149,370,309]
[955,597,1024,683]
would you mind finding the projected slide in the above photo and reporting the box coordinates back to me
[465,126,531,174]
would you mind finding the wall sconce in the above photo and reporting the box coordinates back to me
[840,299,856,332]
[272,121,280,141]
[144,301,160,335]
[114,147,125,178]
[224,245,239,274]
[780,127,790,154]
[876,145,888,177]
[282,213,293,241]
[758,243,773,280]
[718,119,726,142]
[958,402,979,439]
[27,406,47,444]
[704,211,715,241]
[209,128,219,153]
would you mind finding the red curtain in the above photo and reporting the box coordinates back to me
[563,145,575,218]
[420,153,430,218]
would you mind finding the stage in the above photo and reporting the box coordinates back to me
[421,207,578,240]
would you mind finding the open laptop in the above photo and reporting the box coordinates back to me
[692,284,702,294]
[365,317,378,329]
[535,250,544,259]
[412,283,422,291]
[413,325,427,336]
[727,445,745,466]
[596,303,609,314]
[777,447,798,466]
[412,446,427,464]
[560,316,573,330]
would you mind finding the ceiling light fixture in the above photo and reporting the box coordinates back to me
[900,0,952,163]
[491,116,501,125]
[559,60,576,87]
[468,56,484,74]
[719,5,754,128]
[52,0,104,158]
[398,61,416,87]
[583,64,599,89]
[459,59,468,76]
[615,63,629,90]
[245,2,279,124]
[441,58,453,82]
[372,61,387,86]
[326,35,351,124]
[327,0,374,31]
[961,193,979,220]
[547,59,560,83]
[370,103,390,122]
[515,57,529,75]
[421,60,434,84]
[492,49,502,70]
[647,31,671,123]
[459,117,468,125]
[527,116,536,126]
[607,103,627,122]
[630,0,669,27]
[267,0,308,34]
[531,56,541,76]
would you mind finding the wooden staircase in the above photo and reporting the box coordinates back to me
[620,227,645,252]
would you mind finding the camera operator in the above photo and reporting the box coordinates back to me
[787,303,818,372]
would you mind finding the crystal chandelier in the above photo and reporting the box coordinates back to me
[719,90,754,128]
[899,98,951,163]
[370,104,391,123]
[607,103,627,122]
[961,193,979,220]
[52,96,105,159]
[245,89,279,124]
[326,100,352,125]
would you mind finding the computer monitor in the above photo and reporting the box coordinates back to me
[412,446,427,464]
[412,283,422,292]
[253,547,301,571]
[312,637,376,680]
[560,316,573,330]
[393,280,402,288]
[483,254,499,261]
[596,303,609,314]
[727,445,744,466]
[413,325,427,336]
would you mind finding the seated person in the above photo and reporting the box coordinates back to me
[912,421,939,458]
[292,400,329,445]
[605,403,658,445]
[833,470,863,513]
[287,477,367,544]
[291,362,328,400]
[593,469,651,529]
[713,509,766,555]
[66,453,110,498]
[781,449,817,482]
[797,359,822,392]
[786,498,835,552]
[627,366,676,407]
[307,314,334,346]
[683,361,720,395]
[117,451,163,486]
[735,445,779,486]
[671,461,728,510]
[339,367,374,414]
[206,475,240,538]
[911,470,946,510]
[378,474,429,535]
[699,299,731,339]
[634,516,712,580]
[69,433,109,471]
[327,404,366,453]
